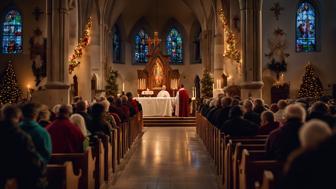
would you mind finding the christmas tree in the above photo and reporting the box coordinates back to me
[105,70,119,96]
[0,61,22,103]
[297,63,323,100]
[201,70,214,98]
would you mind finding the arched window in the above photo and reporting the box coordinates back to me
[112,26,121,63]
[296,1,317,52]
[166,28,183,64]
[134,29,149,64]
[2,9,22,54]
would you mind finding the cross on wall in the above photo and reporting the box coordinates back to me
[270,2,284,21]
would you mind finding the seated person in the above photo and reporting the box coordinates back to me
[219,106,258,137]
[37,105,51,128]
[75,100,92,130]
[1,104,22,124]
[108,96,128,123]
[0,120,47,189]
[243,100,261,125]
[213,97,232,128]
[258,111,279,135]
[274,100,288,124]
[47,105,85,153]
[307,101,335,129]
[265,104,305,161]
[157,85,171,97]
[20,103,52,163]
[253,98,267,114]
[90,103,113,136]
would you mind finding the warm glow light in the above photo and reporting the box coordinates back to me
[27,84,30,89]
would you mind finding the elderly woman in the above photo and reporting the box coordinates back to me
[70,114,89,137]
[38,105,51,128]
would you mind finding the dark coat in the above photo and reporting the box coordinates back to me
[77,111,93,131]
[278,134,336,189]
[307,112,336,129]
[266,118,303,161]
[258,121,280,135]
[0,121,47,189]
[244,111,261,125]
[219,117,259,137]
[213,106,231,128]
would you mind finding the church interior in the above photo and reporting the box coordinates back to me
[1,0,336,189]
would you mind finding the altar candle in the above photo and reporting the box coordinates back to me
[122,82,125,92]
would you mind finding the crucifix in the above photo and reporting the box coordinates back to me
[32,7,44,21]
[270,2,284,21]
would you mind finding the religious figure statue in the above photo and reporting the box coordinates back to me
[153,59,163,87]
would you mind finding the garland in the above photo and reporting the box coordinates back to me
[69,17,93,74]
[217,9,241,63]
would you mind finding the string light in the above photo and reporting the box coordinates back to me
[217,9,241,63]
[0,60,22,103]
[69,17,93,74]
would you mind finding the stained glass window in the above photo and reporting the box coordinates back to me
[134,29,149,64]
[113,26,121,63]
[166,28,183,64]
[296,2,317,52]
[2,10,23,54]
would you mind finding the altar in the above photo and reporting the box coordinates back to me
[135,97,175,117]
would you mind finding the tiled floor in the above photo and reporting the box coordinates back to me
[109,127,220,189]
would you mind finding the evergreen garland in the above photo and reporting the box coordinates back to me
[201,70,214,98]
[0,61,22,104]
[297,63,323,100]
[105,70,119,96]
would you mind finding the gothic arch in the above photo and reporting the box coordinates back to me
[190,20,202,64]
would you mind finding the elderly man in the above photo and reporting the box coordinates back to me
[266,104,306,161]
[157,85,170,97]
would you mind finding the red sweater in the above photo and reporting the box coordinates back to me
[47,118,85,153]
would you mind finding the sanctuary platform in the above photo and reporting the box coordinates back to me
[143,117,196,127]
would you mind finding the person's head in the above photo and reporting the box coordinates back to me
[76,100,87,113]
[126,92,133,101]
[107,96,114,104]
[310,101,329,115]
[38,105,50,121]
[270,103,279,113]
[261,111,275,126]
[52,104,61,114]
[21,103,40,121]
[115,97,122,106]
[100,100,110,112]
[284,104,306,123]
[121,95,128,105]
[70,114,87,136]
[91,103,106,119]
[243,100,254,112]
[1,104,21,123]
[254,98,264,107]
[162,85,167,90]
[231,99,240,106]
[73,96,82,104]
[277,100,288,110]
[299,119,332,149]
[57,105,73,119]
[180,84,184,88]
[229,106,243,118]
[221,97,233,108]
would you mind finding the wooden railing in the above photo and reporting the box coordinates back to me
[47,112,143,189]
[196,112,283,189]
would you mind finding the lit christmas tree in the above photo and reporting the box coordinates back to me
[105,70,119,96]
[201,70,214,98]
[0,61,22,103]
[297,63,323,100]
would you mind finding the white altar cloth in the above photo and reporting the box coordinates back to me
[135,97,175,117]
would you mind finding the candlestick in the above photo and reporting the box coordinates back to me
[122,82,125,92]
[27,84,31,99]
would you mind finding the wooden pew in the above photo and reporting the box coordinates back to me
[99,134,112,181]
[111,129,118,173]
[239,149,283,189]
[47,161,80,189]
[255,171,275,189]
[90,137,105,189]
[50,148,95,189]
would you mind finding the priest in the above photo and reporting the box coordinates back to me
[175,84,190,117]
[157,85,170,97]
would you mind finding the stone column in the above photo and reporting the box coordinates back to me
[32,0,71,107]
[239,0,263,99]
[213,32,225,97]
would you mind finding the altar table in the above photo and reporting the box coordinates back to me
[135,97,175,117]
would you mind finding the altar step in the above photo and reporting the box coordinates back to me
[143,117,196,127]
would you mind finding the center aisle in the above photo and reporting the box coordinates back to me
[110,127,220,189]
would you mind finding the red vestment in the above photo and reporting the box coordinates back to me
[178,89,190,117]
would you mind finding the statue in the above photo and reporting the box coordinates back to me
[153,59,163,87]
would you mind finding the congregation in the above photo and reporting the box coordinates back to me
[198,95,336,189]
[0,92,142,189]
